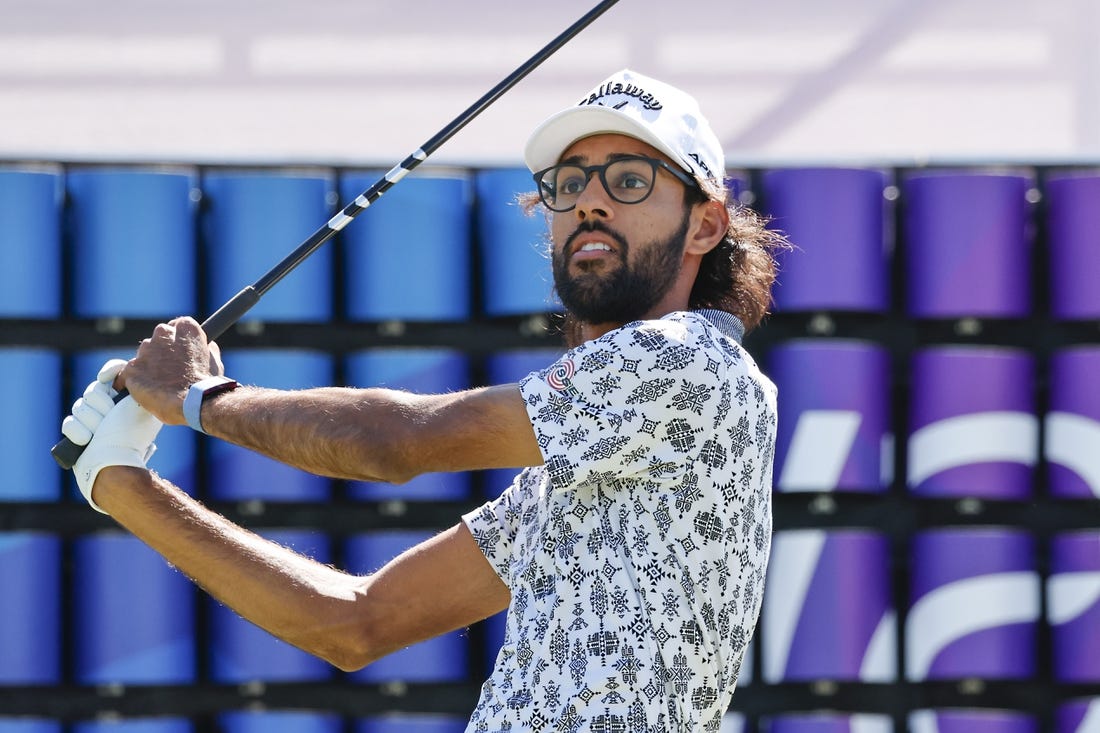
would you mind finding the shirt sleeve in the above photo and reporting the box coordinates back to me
[519,317,729,492]
[460,468,536,585]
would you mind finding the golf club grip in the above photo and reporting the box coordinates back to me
[50,286,262,470]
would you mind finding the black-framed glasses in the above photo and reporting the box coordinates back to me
[533,155,698,212]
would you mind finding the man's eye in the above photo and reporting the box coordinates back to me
[557,176,585,195]
[619,173,649,190]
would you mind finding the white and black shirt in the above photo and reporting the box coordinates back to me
[462,310,777,732]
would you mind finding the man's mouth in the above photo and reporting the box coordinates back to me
[566,225,624,265]
[575,241,613,254]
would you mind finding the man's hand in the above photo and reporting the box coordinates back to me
[121,316,227,425]
[61,359,163,514]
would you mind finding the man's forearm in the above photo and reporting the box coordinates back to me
[199,385,422,482]
[91,466,373,670]
[90,466,511,672]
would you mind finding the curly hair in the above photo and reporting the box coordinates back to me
[683,184,790,332]
[518,180,788,341]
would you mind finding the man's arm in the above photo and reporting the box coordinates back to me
[120,317,543,481]
[91,466,510,671]
[198,382,539,482]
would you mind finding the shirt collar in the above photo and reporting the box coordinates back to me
[694,309,745,344]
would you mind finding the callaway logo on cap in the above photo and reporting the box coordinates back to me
[524,69,725,195]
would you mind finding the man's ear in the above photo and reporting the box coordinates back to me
[685,199,729,256]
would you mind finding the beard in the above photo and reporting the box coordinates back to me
[552,209,692,326]
[554,211,690,325]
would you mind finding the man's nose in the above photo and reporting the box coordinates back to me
[574,172,612,220]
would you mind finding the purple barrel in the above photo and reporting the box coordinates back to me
[769,340,891,493]
[1055,698,1100,733]
[903,171,1032,318]
[906,527,1039,681]
[763,167,890,313]
[765,712,893,733]
[762,529,895,682]
[345,531,468,684]
[909,709,1037,733]
[907,347,1037,499]
[1045,347,1100,498]
[1048,531,1100,682]
[73,534,195,684]
[345,349,471,501]
[207,529,334,682]
[1047,172,1100,319]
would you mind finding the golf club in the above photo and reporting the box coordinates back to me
[52,0,620,469]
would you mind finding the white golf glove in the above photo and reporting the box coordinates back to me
[61,358,163,514]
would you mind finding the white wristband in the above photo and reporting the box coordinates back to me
[183,376,238,433]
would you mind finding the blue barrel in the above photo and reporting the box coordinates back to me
[475,168,560,317]
[208,349,333,501]
[207,529,334,683]
[354,715,467,733]
[0,169,62,317]
[201,171,334,323]
[345,531,468,683]
[0,720,62,733]
[219,710,343,733]
[72,533,195,684]
[0,533,61,684]
[71,718,192,733]
[341,171,471,321]
[345,349,471,501]
[3,348,61,501]
[479,609,507,680]
[67,168,198,318]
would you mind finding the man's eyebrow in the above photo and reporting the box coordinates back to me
[558,152,645,166]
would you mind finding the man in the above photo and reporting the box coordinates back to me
[62,69,787,731]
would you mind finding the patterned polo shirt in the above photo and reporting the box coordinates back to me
[462,309,777,732]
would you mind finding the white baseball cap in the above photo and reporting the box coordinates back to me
[524,69,725,195]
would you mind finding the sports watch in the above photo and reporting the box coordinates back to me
[183,375,239,434]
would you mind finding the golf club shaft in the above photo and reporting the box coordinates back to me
[52,0,619,470]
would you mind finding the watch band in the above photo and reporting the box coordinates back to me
[183,375,238,434]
